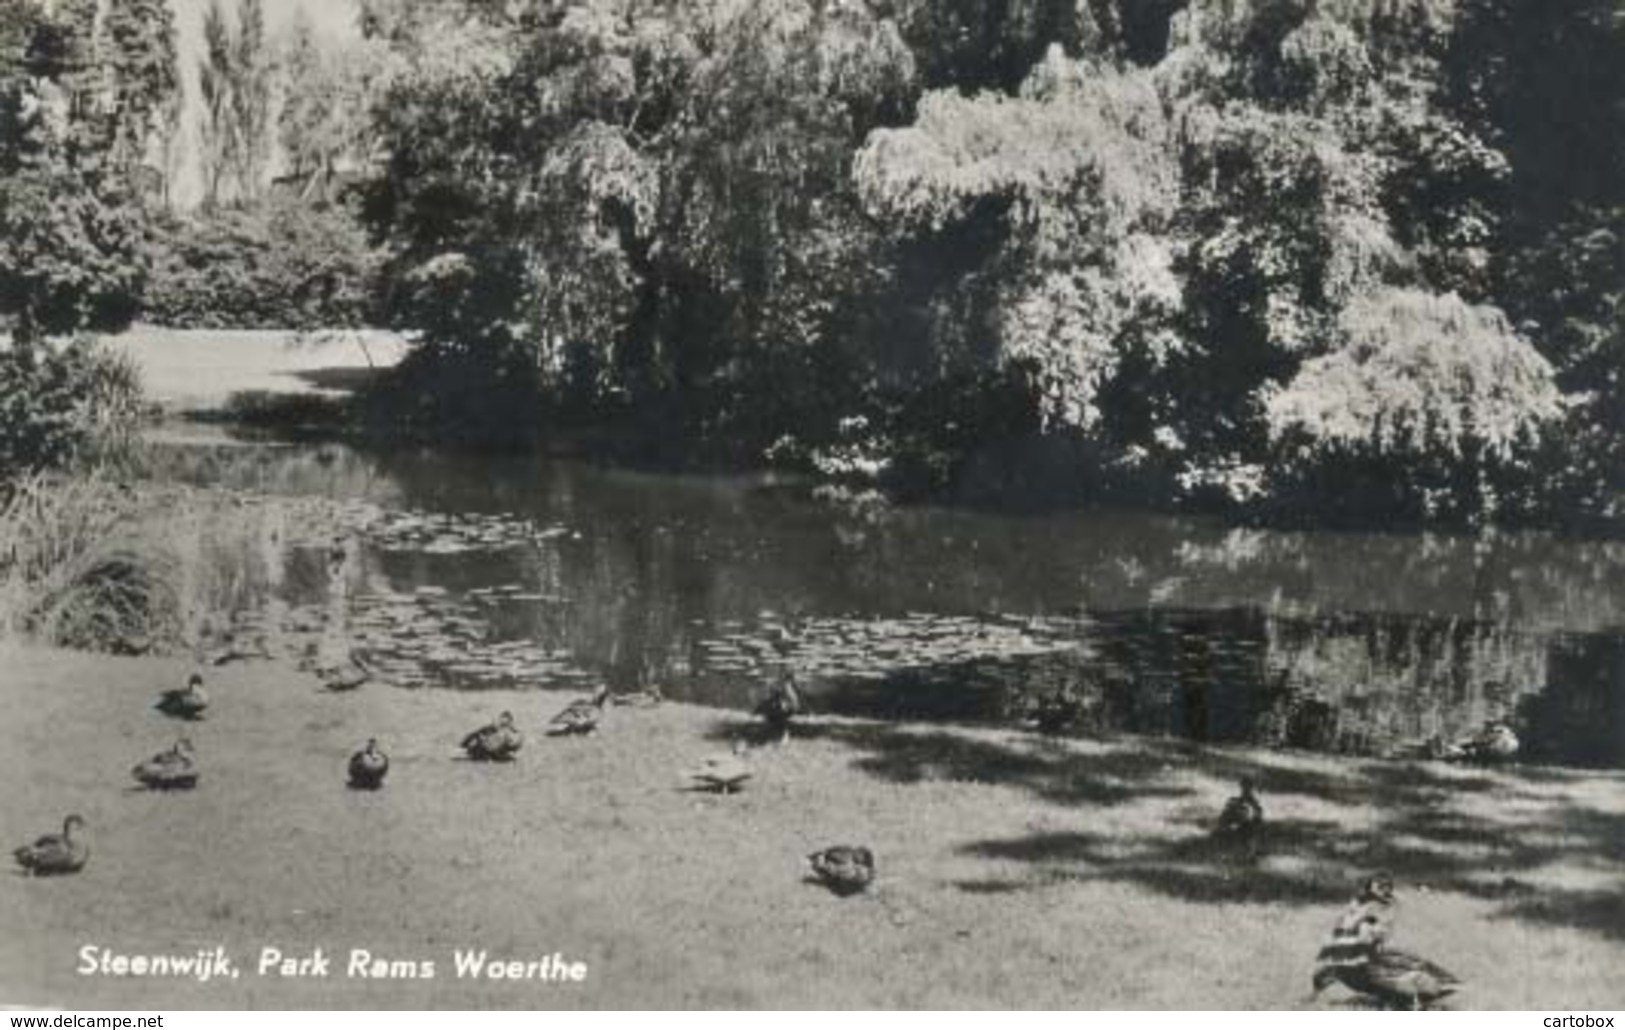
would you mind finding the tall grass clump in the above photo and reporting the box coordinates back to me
[0,475,283,652]
[0,335,285,653]
[0,470,165,648]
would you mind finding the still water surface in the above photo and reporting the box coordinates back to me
[153,437,1625,769]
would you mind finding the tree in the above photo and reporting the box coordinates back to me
[101,0,180,198]
[277,9,324,184]
[1,0,146,481]
[198,0,233,207]
[276,10,391,200]
[856,48,1181,432]
[227,0,271,200]
[196,0,272,207]
[365,0,916,450]
[344,0,1593,526]
[1447,0,1625,518]
[1,0,144,344]
[1264,287,1562,519]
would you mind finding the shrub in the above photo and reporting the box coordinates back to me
[0,471,162,648]
[0,474,279,651]
[143,198,377,330]
[0,334,146,480]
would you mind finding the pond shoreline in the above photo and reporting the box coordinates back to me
[111,324,1625,541]
[3,644,1621,1008]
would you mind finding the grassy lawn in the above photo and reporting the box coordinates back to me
[2,644,1621,1009]
[104,326,407,413]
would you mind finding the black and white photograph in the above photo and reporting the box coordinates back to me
[1,0,1623,1012]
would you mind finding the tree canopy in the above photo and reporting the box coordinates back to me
[4,0,1621,529]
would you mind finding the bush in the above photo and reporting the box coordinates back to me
[0,334,146,480]
[143,198,377,330]
[0,474,282,652]
[0,471,160,648]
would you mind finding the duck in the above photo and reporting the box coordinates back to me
[754,671,804,741]
[462,711,523,761]
[155,672,209,720]
[611,683,664,708]
[1452,721,1520,763]
[1213,776,1265,858]
[807,845,875,897]
[547,685,610,736]
[1343,872,1396,931]
[1316,872,1397,970]
[131,737,198,791]
[348,738,389,789]
[1313,947,1461,1009]
[14,815,89,876]
[687,742,752,794]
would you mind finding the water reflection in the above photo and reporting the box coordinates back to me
[146,438,1625,769]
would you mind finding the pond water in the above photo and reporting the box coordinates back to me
[149,434,1625,769]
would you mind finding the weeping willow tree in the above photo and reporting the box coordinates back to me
[855,47,1183,432]
[367,0,917,450]
[352,0,1593,527]
[850,0,1561,517]
[1264,287,1562,521]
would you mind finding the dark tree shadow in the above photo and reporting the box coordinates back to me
[705,717,1201,807]
[289,367,387,392]
[752,712,1625,942]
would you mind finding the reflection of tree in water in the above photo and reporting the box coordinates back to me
[1518,634,1625,768]
[136,444,1624,768]
[1256,614,1547,754]
[982,609,1618,766]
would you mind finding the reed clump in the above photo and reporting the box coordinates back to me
[0,472,276,653]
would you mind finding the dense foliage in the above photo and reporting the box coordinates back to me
[197,0,273,208]
[347,0,1621,527]
[0,0,153,344]
[1,0,154,482]
[0,335,145,478]
[3,0,1622,529]
[143,198,378,330]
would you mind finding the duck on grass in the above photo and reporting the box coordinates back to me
[4,646,1621,1008]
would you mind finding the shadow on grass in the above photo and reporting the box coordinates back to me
[954,818,1355,905]
[1497,888,1625,941]
[704,713,1625,942]
[705,716,1200,806]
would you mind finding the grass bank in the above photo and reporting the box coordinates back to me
[2,645,1621,1009]
[104,327,407,414]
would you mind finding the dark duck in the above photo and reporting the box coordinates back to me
[14,815,89,876]
[155,672,209,720]
[131,737,198,790]
[348,738,389,789]
[462,711,523,761]
[807,845,875,897]
[547,686,610,736]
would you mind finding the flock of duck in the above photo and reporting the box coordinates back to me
[12,657,875,900]
[440,673,868,891]
[14,570,1512,1007]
